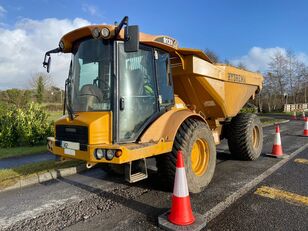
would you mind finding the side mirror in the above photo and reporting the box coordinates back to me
[124,25,139,52]
[43,55,51,73]
[46,56,51,73]
[42,47,61,73]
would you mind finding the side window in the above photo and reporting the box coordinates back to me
[156,50,174,110]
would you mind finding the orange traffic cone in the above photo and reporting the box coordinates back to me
[304,118,308,137]
[168,150,195,226]
[291,111,297,120]
[301,111,306,120]
[267,124,286,158]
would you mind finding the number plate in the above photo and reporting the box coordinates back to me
[61,141,80,150]
[64,149,75,156]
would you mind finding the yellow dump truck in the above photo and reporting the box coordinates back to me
[44,17,263,193]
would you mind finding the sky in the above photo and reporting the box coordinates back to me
[0,0,308,89]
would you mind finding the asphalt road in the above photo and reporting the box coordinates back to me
[0,118,307,231]
[206,148,308,231]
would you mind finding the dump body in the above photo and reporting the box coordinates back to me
[171,52,263,123]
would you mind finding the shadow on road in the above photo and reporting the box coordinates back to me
[216,151,233,163]
[56,173,167,226]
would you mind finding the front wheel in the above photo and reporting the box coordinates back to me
[156,118,216,193]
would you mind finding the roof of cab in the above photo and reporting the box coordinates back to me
[60,24,213,63]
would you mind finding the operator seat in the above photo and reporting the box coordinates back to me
[78,84,104,111]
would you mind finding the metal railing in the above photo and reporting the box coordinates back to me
[284,103,308,112]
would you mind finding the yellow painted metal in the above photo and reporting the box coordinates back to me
[172,56,263,122]
[139,107,206,143]
[252,125,260,150]
[56,112,112,144]
[191,138,209,176]
[47,137,173,164]
[60,25,179,54]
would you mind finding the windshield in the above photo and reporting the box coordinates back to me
[69,39,113,112]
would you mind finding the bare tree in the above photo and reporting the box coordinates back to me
[261,49,308,111]
[237,62,247,70]
[204,48,220,63]
[267,51,288,108]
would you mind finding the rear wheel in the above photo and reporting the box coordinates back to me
[156,118,216,193]
[227,113,263,160]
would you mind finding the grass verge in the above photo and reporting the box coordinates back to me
[0,145,47,160]
[0,160,83,187]
[259,116,287,125]
[48,110,63,122]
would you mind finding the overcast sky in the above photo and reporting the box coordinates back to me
[0,0,308,89]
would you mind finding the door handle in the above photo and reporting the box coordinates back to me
[120,97,125,110]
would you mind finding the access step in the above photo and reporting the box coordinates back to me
[125,158,148,183]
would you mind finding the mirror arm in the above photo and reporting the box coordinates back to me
[42,47,61,69]
[115,16,129,39]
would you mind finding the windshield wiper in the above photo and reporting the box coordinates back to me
[65,78,75,120]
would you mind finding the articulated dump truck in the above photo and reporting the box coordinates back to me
[44,17,263,193]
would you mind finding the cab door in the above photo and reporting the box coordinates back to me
[117,43,158,142]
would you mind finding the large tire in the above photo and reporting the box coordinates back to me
[156,118,216,193]
[227,113,263,160]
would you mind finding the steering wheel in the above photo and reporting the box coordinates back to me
[79,83,104,103]
[78,93,102,103]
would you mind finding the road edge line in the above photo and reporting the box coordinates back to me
[262,119,290,127]
[204,143,308,223]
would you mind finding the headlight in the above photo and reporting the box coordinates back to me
[106,149,115,160]
[101,28,110,38]
[91,28,101,39]
[95,149,105,160]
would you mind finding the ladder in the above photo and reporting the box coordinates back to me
[125,158,148,183]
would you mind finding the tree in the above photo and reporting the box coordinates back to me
[224,59,230,65]
[204,48,220,63]
[30,73,53,104]
[0,89,32,108]
[267,51,288,108]
[261,49,308,112]
[237,62,247,70]
[36,76,44,103]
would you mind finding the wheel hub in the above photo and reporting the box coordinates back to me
[252,126,260,150]
[191,138,209,176]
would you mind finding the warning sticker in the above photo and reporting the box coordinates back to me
[203,100,216,107]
